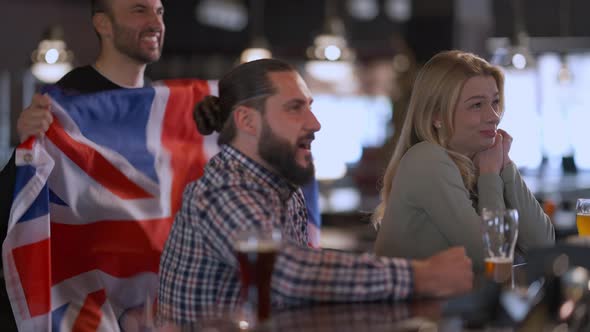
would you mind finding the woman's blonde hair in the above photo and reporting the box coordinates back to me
[372,50,505,226]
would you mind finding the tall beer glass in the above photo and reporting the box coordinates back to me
[481,208,519,287]
[576,199,590,236]
[234,229,281,329]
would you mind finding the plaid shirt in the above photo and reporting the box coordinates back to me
[157,145,413,323]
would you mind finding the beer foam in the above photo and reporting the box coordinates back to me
[485,257,512,264]
[236,240,280,253]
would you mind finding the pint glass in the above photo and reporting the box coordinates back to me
[576,199,590,236]
[481,208,519,287]
[234,229,281,328]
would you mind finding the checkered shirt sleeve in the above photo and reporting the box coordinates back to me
[273,244,413,306]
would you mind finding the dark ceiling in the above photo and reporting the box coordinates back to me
[8,0,590,65]
[163,0,454,62]
[493,0,590,39]
[161,0,590,63]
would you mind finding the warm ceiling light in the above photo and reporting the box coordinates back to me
[195,0,248,31]
[491,34,536,70]
[240,46,272,63]
[31,26,73,83]
[491,0,535,70]
[240,0,271,63]
[305,6,356,83]
[385,0,412,22]
[347,0,379,21]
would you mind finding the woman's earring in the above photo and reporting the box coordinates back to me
[434,121,442,129]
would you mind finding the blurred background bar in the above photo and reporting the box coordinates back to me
[2,0,590,250]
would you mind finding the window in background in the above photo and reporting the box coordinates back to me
[501,52,590,173]
[538,54,572,172]
[501,67,542,170]
[311,94,392,181]
[566,53,590,170]
[535,52,590,172]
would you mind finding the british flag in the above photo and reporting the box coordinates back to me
[2,80,215,331]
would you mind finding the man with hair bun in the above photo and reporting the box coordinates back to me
[158,58,474,323]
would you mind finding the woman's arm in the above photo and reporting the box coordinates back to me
[501,163,555,251]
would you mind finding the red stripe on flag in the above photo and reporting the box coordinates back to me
[72,289,107,332]
[51,218,173,285]
[19,136,36,150]
[12,239,51,317]
[45,118,153,200]
[162,80,210,212]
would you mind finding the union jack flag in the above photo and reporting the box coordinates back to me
[2,80,215,331]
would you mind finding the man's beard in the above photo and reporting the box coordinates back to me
[258,121,315,186]
[112,22,163,64]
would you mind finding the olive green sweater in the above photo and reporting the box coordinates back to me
[374,141,555,272]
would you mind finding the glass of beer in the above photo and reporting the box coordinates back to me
[576,199,590,236]
[481,208,519,287]
[234,228,281,329]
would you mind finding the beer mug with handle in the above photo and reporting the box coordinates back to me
[481,208,519,287]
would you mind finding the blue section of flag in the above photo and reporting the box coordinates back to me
[49,188,68,206]
[51,303,69,332]
[48,88,159,183]
[13,165,36,201]
[302,178,321,228]
[17,183,49,224]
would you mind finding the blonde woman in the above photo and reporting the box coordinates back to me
[373,50,554,271]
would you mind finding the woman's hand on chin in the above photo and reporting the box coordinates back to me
[474,133,504,175]
[498,129,512,168]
